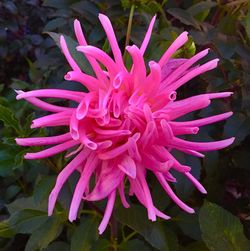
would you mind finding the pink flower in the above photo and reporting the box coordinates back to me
[15,14,234,234]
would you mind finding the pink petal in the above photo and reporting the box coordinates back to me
[156,172,194,213]
[16,132,72,146]
[184,172,207,194]
[60,35,81,72]
[162,49,209,86]
[98,14,125,70]
[140,15,156,55]
[118,155,137,179]
[98,190,116,234]
[170,137,235,152]
[168,59,219,91]
[15,90,72,113]
[24,139,79,159]
[48,148,91,216]
[16,89,86,102]
[118,180,130,208]
[77,45,118,79]
[64,71,98,91]
[159,32,189,67]
[68,153,99,222]
[31,111,72,128]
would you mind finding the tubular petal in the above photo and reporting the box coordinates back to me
[68,153,99,221]
[60,36,81,72]
[77,46,118,78]
[162,49,209,86]
[156,172,194,213]
[159,32,188,67]
[140,15,156,55]
[169,112,233,127]
[24,140,79,159]
[168,59,219,91]
[99,14,125,70]
[16,132,72,146]
[31,111,72,128]
[48,148,91,215]
[15,90,72,113]
[16,89,86,102]
[184,172,207,194]
[118,155,137,179]
[64,71,98,90]
[170,137,235,152]
[74,19,107,84]
[98,190,116,234]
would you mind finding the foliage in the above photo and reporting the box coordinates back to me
[0,0,250,250]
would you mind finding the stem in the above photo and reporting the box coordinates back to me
[110,215,118,251]
[123,4,135,62]
[123,231,137,242]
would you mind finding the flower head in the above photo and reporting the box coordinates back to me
[16,14,234,234]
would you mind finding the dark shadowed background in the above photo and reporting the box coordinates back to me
[0,0,250,250]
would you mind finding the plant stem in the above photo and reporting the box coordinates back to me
[123,4,135,62]
[110,215,118,251]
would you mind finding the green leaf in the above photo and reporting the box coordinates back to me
[42,0,68,9]
[199,202,250,251]
[71,216,99,251]
[0,104,20,133]
[121,239,151,251]
[176,210,201,241]
[44,241,70,251]
[25,215,64,251]
[43,18,67,31]
[180,241,209,251]
[0,221,15,238]
[223,113,250,146]
[45,32,93,75]
[33,176,56,204]
[187,1,217,22]
[6,196,47,214]
[167,8,200,29]
[90,239,110,251]
[8,209,48,234]
[11,78,30,90]
[116,205,169,250]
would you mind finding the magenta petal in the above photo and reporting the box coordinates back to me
[98,190,116,234]
[118,155,137,179]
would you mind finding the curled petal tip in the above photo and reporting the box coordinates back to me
[68,215,76,222]
[214,58,220,65]
[14,89,23,95]
[181,31,189,39]
[189,208,195,214]
[200,188,208,194]
[24,153,32,159]
[74,19,80,25]
[59,35,66,45]
[229,137,235,145]
[98,227,105,235]
[98,13,107,19]
[15,138,23,146]
[76,45,84,52]
[64,73,71,81]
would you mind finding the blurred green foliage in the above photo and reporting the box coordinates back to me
[0,0,250,250]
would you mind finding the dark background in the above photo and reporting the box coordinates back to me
[0,0,250,250]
